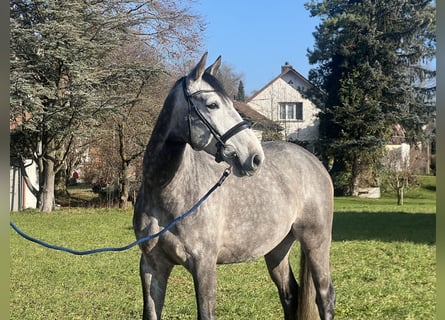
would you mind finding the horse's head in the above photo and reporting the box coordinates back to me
[181,52,264,177]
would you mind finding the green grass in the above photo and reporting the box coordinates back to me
[10,177,436,319]
[331,175,436,319]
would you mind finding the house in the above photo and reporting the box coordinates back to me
[10,114,39,211]
[233,100,283,141]
[10,159,38,211]
[246,62,325,152]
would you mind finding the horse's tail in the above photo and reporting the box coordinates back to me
[297,247,320,320]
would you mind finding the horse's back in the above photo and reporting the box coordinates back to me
[258,140,332,201]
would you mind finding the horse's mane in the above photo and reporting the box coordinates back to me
[202,73,229,98]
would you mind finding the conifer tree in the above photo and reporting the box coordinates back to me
[305,0,435,195]
[236,80,246,102]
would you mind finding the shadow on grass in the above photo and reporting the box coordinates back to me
[333,212,436,244]
[424,184,436,192]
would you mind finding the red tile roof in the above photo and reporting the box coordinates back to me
[233,100,282,131]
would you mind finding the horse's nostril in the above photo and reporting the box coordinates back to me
[252,154,263,169]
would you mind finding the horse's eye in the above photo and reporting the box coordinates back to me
[207,103,218,110]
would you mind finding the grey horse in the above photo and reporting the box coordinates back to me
[133,52,335,320]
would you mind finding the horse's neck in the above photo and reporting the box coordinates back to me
[141,104,195,192]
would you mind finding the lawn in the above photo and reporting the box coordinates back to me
[10,176,435,319]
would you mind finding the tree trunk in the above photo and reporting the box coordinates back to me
[119,161,131,209]
[426,142,430,175]
[397,186,404,206]
[350,156,361,196]
[395,175,405,205]
[118,122,131,209]
[40,156,56,212]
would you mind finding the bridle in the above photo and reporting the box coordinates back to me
[182,78,252,163]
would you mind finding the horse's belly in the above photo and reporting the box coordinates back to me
[216,211,295,264]
[216,233,291,264]
[216,244,280,264]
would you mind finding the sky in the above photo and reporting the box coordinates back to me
[196,1,320,96]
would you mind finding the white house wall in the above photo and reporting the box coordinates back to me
[247,77,320,142]
[385,143,411,171]
[10,159,38,211]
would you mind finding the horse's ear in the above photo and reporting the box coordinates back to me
[189,52,208,80]
[205,55,221,76]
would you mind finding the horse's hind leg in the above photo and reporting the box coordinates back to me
[139,252,174,320]
[265,233,299,320]
[300,232,336,320]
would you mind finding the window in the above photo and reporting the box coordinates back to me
[279,102,303,121]
[296,102,303,120]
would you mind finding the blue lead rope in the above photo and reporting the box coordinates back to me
[10,167,231,256]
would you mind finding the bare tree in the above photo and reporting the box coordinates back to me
[215,63,244,100]
[82,42,177,208]
[10,0,205,211]
[381,146,422,205]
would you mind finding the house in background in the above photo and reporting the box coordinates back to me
[10,114,39,211]
[233,100,283,142]
[10,159,38,211]
[246,62,324,153]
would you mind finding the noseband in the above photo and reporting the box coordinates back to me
[183,79,252,163]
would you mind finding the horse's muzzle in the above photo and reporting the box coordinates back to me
[215,143,236,163]
[244,152,264,176]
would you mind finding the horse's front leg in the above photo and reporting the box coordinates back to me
[139,252,174,320]
[189,257,218,320]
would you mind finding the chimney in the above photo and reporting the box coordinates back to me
[281,61,292,73]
